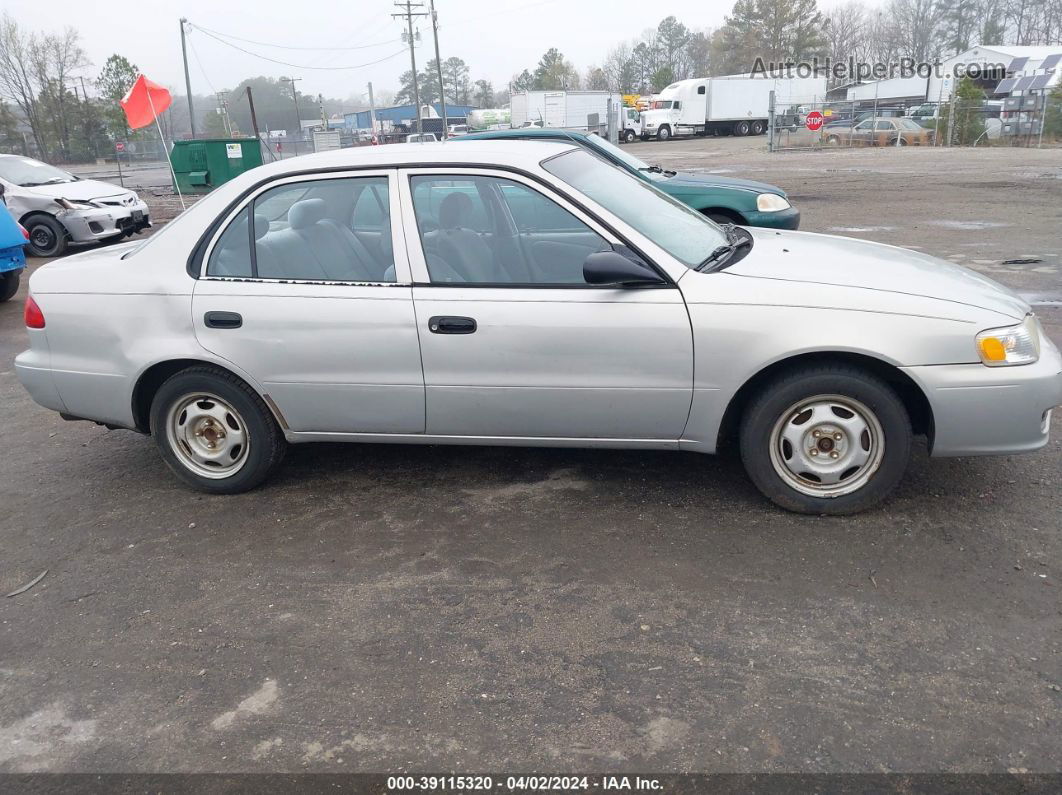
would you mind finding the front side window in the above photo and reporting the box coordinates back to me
[206,176,396,282]
[410,174,608,285]
[542,149,726,268]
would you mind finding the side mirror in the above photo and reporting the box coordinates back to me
[583,248,665,287]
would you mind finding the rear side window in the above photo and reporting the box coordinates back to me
[206,176,396,282]
[206,206,253,277]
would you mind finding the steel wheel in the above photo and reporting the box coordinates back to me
[768,394,885,498]
[165,392,250,479]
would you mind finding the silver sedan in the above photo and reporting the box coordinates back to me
[15,141,1062,514]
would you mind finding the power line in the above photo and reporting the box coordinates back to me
[187,22,402,51]
[189,25,410,71]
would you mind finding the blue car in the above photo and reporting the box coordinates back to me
[1,196,28,302]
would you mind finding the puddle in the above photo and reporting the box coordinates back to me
[928,220,1011,230]
[826,226,896,233]
[1020,292,1062,307]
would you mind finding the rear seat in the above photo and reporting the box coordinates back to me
[256,198,385,281]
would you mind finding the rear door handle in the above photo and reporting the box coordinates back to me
[428,316,476,335]
[204,311,242,329]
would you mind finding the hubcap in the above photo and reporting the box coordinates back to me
[768,394,885,498]
[166,393,249,479]
[32,227,54,249]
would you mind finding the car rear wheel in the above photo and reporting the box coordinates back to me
[24,215,68,258]
[750,120,765,135]
[0,270,19,302]
[150,366,286,494]
[739,366,912,514]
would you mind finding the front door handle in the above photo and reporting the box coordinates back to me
[204,311,242,329]
[428,316,476,335]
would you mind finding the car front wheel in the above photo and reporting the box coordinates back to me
[657,126,671,141]
[25,215,68,258]
[622,129,636,143]
[739,366,912,514]
[150,366,286,494]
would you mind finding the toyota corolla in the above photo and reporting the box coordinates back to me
[14,141,1061,514]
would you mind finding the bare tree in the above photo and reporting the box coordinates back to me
[823,1,869,63]
[0,13,47,157]
[30,27,87,160]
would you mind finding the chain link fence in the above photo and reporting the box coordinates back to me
[769,93,1062,151]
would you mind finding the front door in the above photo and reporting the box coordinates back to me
[192,171,425,435]
[400,169,694,440]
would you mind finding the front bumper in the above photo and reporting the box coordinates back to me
[58,199,150,243]
[744,206,801,230]
[903,334,1062,457]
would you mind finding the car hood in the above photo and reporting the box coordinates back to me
[661,172,785,197]
[20,179,134,203]
[726,229,1029,320]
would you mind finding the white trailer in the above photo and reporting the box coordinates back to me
[640,75,828,140]
[846,77,929,105]
[509,91,636,137]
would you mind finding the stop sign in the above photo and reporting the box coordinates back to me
[805,111,824,131]
[115,141,126,152]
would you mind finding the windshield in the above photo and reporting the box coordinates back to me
[651,100,673,110]
[0,156,75,187]
[543,149,726,268]
[583,134,649,173]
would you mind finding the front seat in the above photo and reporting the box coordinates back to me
[424,193,506,283]
[287,198,379,281]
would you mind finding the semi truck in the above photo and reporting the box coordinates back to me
[640,75,828,140]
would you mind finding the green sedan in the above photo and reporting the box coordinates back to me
[457,127,800,229]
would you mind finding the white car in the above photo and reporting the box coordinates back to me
[0,154,150,257]
[14,141,1061,514]
[405,133,438,143]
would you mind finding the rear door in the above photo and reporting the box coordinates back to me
[192,170,425,435]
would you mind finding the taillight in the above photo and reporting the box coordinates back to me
[19,223,29,240]
[24,295,45,329]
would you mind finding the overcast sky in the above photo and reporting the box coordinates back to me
[9,0,849,109]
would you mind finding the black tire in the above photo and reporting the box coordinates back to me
[738,365,912,515]
[622,129,636,143]
[149,365,286,494]
[657,125,671,142]
[0,270,19,303]
[750,120,765,135]
[24,215,68,258]
[707,211,741,226]
[733,120,751,136]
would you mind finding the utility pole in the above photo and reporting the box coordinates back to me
[368,81,378,139]
[246,86,271,160]
[281,76,303,138]
[179,18,196,138]
[216,91,232,136]
[428,0,447,139]
[393,1,427,132]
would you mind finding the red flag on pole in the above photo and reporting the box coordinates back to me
[119,74,173,130]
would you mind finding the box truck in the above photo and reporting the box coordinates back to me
[640,75,828,140]
[510,91,640,139]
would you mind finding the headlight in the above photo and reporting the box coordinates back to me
[756,193,791,212]
[976,315,1040,366]
[55,197,96,210]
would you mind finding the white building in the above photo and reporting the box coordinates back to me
[927,45,1062,100]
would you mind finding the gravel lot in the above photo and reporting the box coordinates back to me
[1,139,1060,775]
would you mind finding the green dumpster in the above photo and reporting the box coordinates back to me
[169,137,263,195]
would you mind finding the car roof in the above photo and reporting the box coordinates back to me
[250,139,576,179]
[462,128,593,142]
